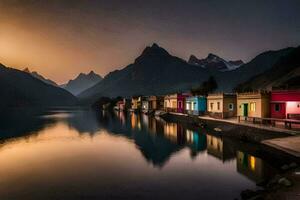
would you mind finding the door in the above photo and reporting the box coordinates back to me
[243,104,248,117]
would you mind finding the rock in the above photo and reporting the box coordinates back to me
[278,177,293,187]
[241,189,257,199]
[281,164,290,170]
[256,180,268,187]
[289,162,298,168]
[267,174,282,188]
[241,190,265,200]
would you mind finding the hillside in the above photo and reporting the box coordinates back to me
[214,47,295,91]
[23,68,58,87]
[235,46,300,91]
[0,63,78,110]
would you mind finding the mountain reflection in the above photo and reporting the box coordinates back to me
[0,109,292,200]
[0,109,287,171]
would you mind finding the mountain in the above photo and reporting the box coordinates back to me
[78,43,211,103]
[235,46,300,91]
[23,68,58,87]
[0,63,78,110]
[78,43,297,104]
[213,47,295,92]
[62,71,103,96]
[188,54,244,71]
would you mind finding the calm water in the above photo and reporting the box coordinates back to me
[0,109,281,200]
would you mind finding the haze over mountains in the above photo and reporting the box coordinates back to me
[61,71,103,96]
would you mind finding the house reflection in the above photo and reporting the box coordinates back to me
[141,114,149,130]
[236,151,277,183]
[114,110,126,126]
[163,122,185,144]
[130,113,141,130]
[148,117,164,135]
[186,129,207,157]
[206,134,235,162]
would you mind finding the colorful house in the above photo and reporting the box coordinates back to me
[177,93,190,113]
[114,100,124,111]
[115,98,131,111]
[237,91,270,119]
[185,96,206,115]
[141,96,150,112]
[141,96,164,113]
[271,90,300,119]
[164,93,190,113]
[148,96,164,111]
[131,96,142,112]
[164,94,178,112]
[207,93,236,119]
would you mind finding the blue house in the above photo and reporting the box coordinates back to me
[185,96,207,115]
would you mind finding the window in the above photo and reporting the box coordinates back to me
[186,102,191,110]
[275,104,280,112]
[250,102,256,112]
[210,103,214,110]
[228,103,234,111]
[217,102,220,110]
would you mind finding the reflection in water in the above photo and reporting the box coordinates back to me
[236,151,278,183]
[130,112,141,130]
[206,135,235,162]
[0,109,285,200]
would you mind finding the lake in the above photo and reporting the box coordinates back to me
[0,109,281,200]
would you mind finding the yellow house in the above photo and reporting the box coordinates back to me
[207,93,237,118]
[237,92,270,119]
[131,96,142,111]
[164,94,178,112]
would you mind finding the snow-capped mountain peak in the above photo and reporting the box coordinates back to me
[188,54,244,71]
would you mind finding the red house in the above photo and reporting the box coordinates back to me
[177,93,191,113]
[271,90,300,119]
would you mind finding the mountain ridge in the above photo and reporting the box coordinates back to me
[235,46,300,91]
[188,53,244,71]
[78,43,297,105]
[62,71,103,96]
[0,63,78,110]
[23,68,58,87]
[78,43,211,103]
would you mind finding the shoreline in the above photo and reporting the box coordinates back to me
[160,112,300,200]
[160,113,292,142]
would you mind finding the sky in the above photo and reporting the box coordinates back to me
[0,0,300,84]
